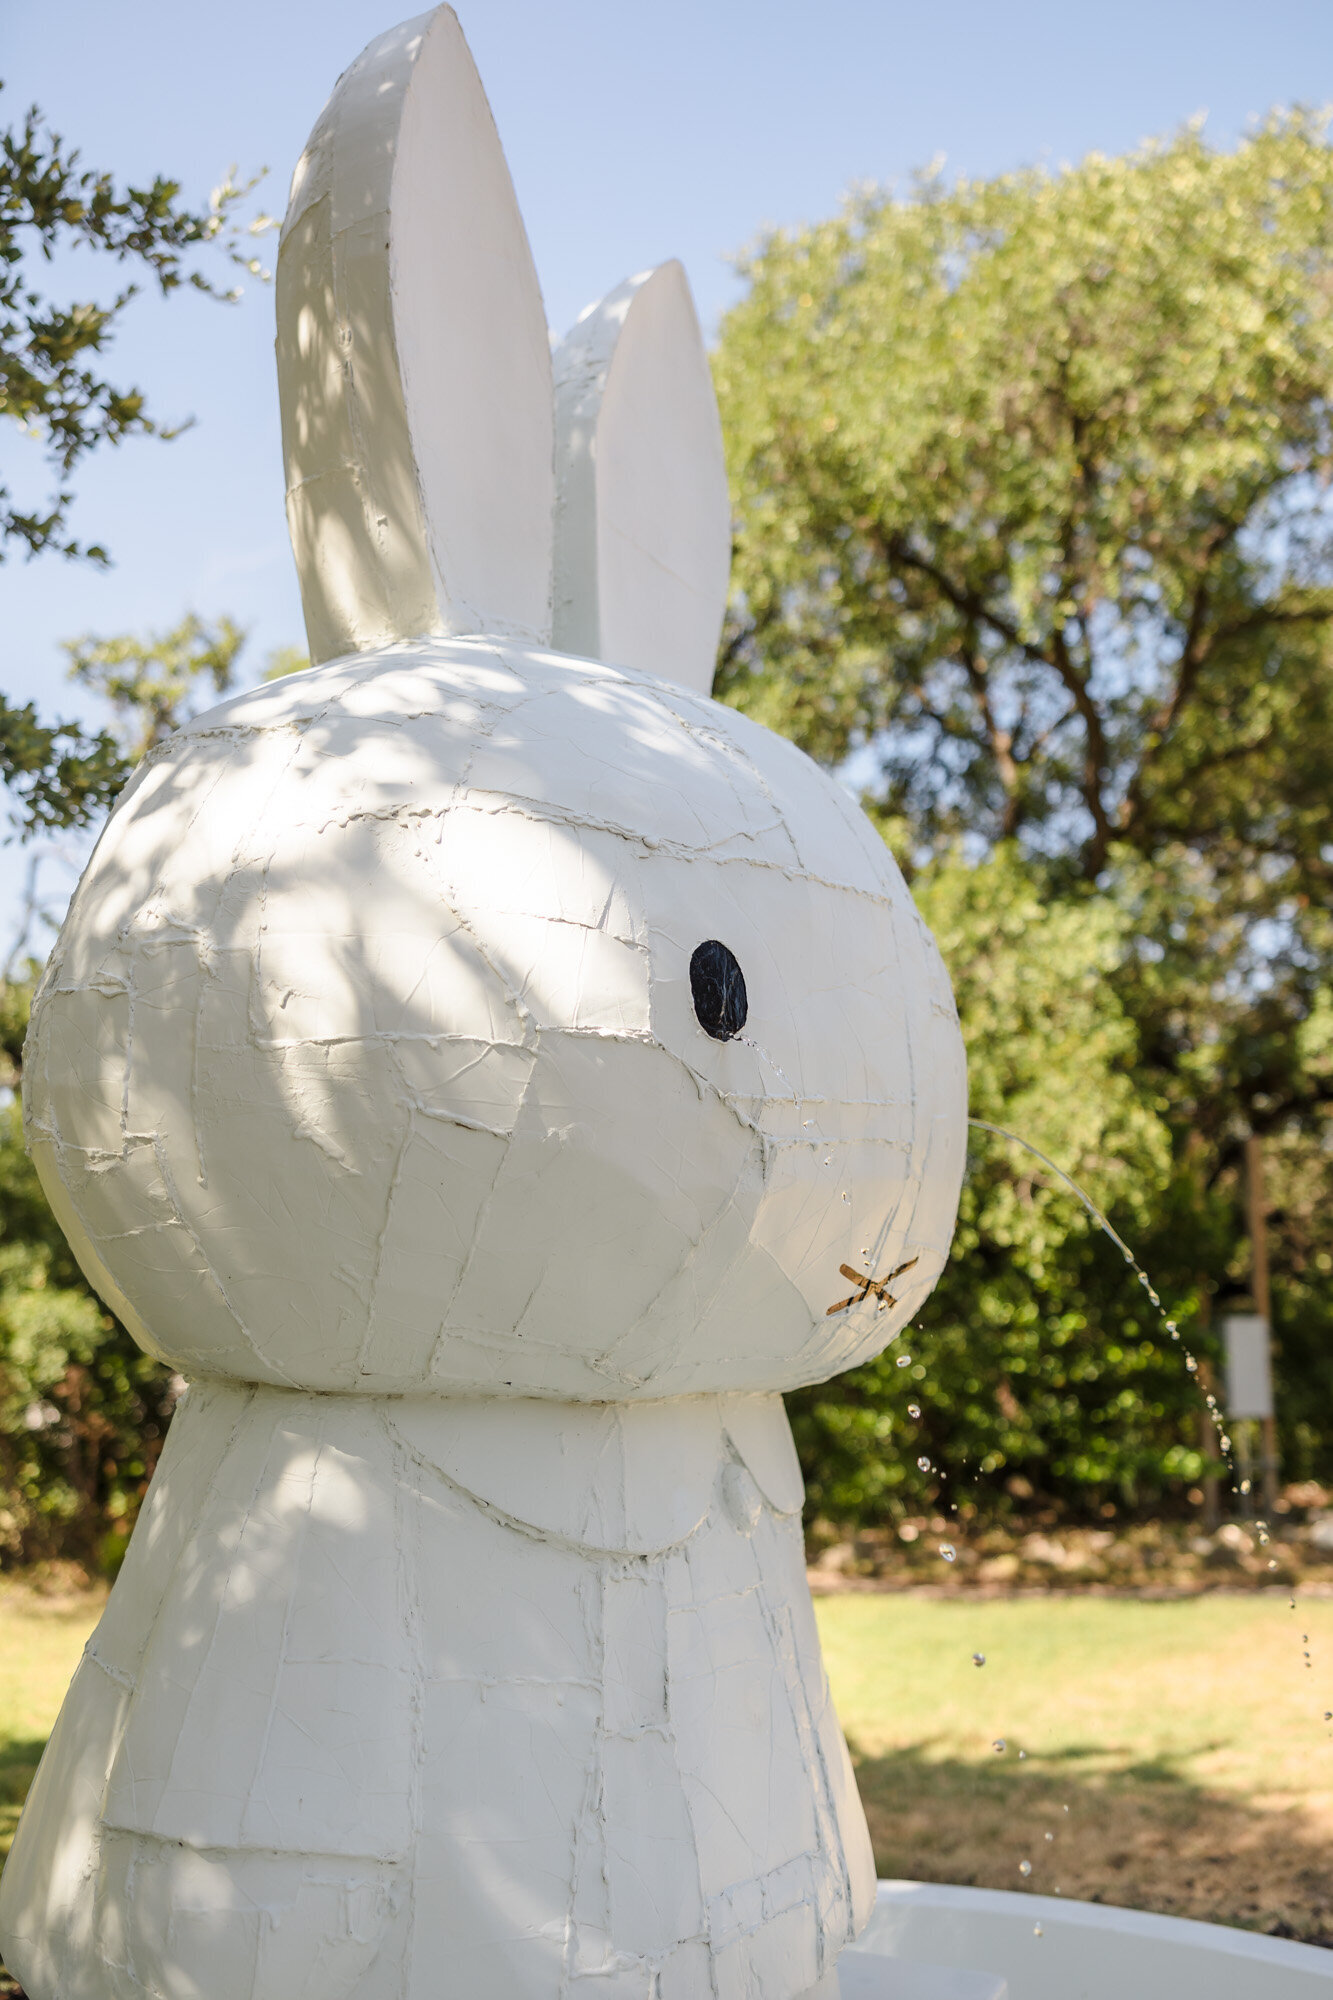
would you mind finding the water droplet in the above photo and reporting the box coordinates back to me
[973,1652,985,1667]
[940,1543,956,1562]
[841,1191,851,1203]
[1033,1923,1044,1938]
[1185,1356,1198,1373]
[1219,1435,1231,1453]
[1044,1830,1054,1841]
[823,1156,832,1167]
[897,1354,912,1368]
[1063,1804,1069,1813]
[803,1119,814,1128]
[1018,1749,1027,1760]
[1019,1860,1032,1877]
[1269,1560,1278,1570]
[993,1738,1006,1753]
[917,1455,932,1472]
[1239,1478,1251,1495]
[908,1403,921,1418]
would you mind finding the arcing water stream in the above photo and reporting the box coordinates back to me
[952,1118,1308,1923]
[966,1117,1258,1534]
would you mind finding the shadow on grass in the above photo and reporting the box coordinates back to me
[3,1725,1330,1989]
[852,1733,1333,1946]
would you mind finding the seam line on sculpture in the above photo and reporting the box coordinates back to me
[150,1129,298,1385]
[131,695,899,903]
[655,705,806,870]
[96,1827,403,1868]
[384,1425,706,1561]
[360,1091,424,1375]
[423,1025,539,1365]
[767,1573,855,1960]
[107,1383,259,1819]
[381,1410,427,1993]
[589,1188,755,1386]
[234,1419,322,1852]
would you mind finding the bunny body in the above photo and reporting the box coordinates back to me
[1,1381,866,2000]
[0,11,968,1996]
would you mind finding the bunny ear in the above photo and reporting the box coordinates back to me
[552,262,731,696]
[277,5,554,663]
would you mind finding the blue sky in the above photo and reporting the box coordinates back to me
[3,0,1333,930]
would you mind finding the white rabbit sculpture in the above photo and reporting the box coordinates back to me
[0,10,967,1998]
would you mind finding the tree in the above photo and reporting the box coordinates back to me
[0,699,128,835]
[715,114,1333,1515]
[716,113,1333,890]
[0,88,271,832]
[0,963,176,1568]
[65,614,245,758]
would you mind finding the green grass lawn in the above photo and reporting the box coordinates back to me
[0,1577,104,1873]
[819,1589,1333,1939]
[0,1581,1330,1948]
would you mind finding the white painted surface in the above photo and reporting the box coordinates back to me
[840,1949,1008,1998]
[1,1387,882,1998]
[857,1881,1333,1998]
[0,8,970,1996]
[553,262,732,693]
[278,6,555,661]
[19,639,966,1400]
[1223,1313,1274,1419]
[1,635,966,1997]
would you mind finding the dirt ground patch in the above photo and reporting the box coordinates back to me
[816,1589,1333,1943]
[856,1740,1333,1941]
[807,1505,1333,1595]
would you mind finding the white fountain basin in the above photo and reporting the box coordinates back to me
[840,1879,1333,1996]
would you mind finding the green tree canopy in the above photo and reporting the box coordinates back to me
[2,92,270,566]
[64,614,245,759]
[716,112,1333,888]
[716,114,1333,1519]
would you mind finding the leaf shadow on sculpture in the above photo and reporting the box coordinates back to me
[0,6,969,1995]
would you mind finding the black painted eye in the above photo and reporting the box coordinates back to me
[690,940,748,1041]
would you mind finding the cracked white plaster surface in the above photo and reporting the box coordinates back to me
[0,9,967,1999]
[552,262,731,695]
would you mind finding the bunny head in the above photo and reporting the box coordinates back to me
[23,6,967,1402]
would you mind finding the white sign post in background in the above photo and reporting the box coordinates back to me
[1222,1313,1274,1422]
[1242,1133,1281,1516]
[1222,1310,1274,1521]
